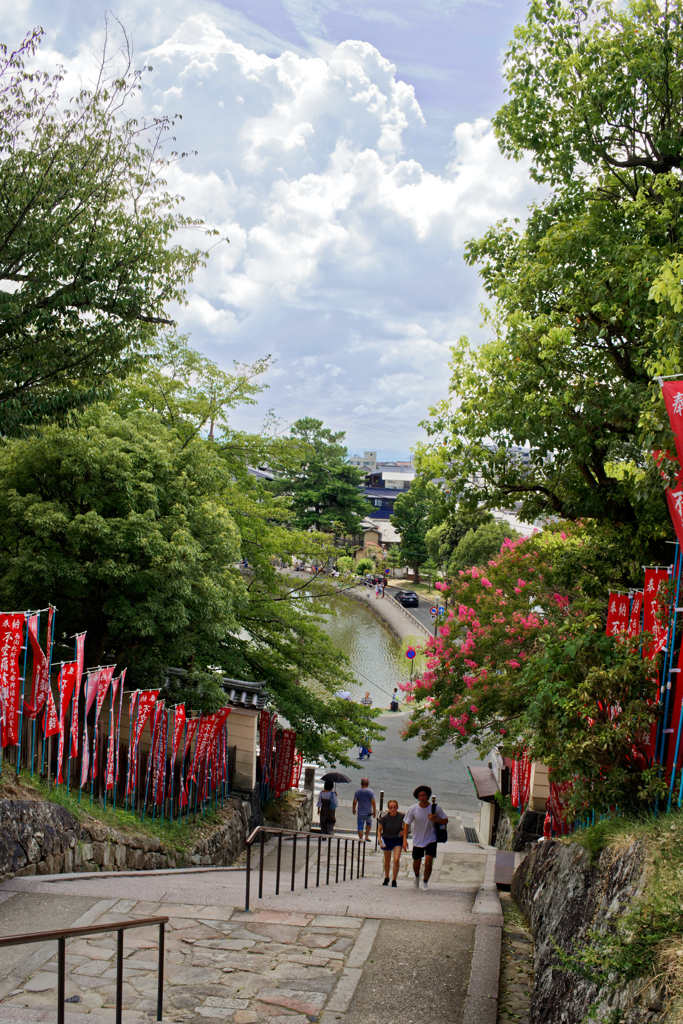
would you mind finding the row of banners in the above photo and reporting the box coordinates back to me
[259,710,303,802]
[0,609,299,820]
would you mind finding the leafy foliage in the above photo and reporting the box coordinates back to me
[403,524,661,814]
[0,28,204,433]
[390,476,441,580]
[273,418,370,535]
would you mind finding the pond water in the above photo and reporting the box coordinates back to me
[321,594,407,711]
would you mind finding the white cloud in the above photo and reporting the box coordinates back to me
[8,3,540,450]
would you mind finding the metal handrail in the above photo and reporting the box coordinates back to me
[244,825,366,911]
[0,915,168,1024]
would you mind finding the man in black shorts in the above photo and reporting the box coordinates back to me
[402,785,448,890]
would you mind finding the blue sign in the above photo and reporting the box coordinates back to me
[438,605,446,615]
[430,606,437,616]
[405,647,416,660]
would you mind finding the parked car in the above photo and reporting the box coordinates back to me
[395,590,419,607]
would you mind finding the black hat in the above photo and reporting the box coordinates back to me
[413,785,432,799]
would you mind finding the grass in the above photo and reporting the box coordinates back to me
[0,768,225,855]
[558,811,683,1021]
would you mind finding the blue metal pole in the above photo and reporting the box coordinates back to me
[15,614,30,776]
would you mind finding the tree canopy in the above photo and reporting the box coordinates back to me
[0,28,203,434]
[273,417,370,536]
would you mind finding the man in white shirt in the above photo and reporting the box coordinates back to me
[402,785,448,890]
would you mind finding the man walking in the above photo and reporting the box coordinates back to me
[352,777,376,841]
[402,785,448,890]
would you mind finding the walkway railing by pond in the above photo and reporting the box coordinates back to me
[244,825,367,912]
[0,915,168,1024]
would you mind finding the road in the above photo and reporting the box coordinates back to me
[384,582,438,633]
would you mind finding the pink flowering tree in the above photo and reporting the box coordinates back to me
[403,522,661,815]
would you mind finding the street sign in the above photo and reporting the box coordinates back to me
[405,647,416,660]
[438,605,445,615]
[430,606,437,616]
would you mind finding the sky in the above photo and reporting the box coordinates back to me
[4,0,539,456]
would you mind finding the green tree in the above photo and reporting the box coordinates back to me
[274,418,370,535]
[0,28,204,433]
[449,520,521,575]
[0,405,243,681]
[390,477,440,582]
[424,0,683,560]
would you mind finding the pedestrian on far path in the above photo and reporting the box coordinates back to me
[360,690,373,708]
[390,687,399,712]
[317,779,338,835]
[402,785,448,891]
[353,777,376,841]
[378,799,404,887]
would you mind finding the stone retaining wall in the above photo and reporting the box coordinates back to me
[512,837,666,1024]
[264,790,313,832]
[0,797,251,880]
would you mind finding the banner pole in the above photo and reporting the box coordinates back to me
[15,617,30,776]
[43,607,56,782]
[178,718,188,822]
[113,672,124,811]
[142,703,160,821]
[657,544,681,769]
[161,708,170,821]
[104,681,114,810]
[66,675,75,798]
[124,691,136,811]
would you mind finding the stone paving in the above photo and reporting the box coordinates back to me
[0,837,501,1023]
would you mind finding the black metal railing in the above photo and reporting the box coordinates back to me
[0,915,168,1024]
[244,826,366,911]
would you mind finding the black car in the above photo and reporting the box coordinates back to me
[395,589,419,607]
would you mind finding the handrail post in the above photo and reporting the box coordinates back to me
[57,936,65,1024]
[362,839,366,877]
[326,836,331,885]
[335,837,340,883]
[350,840,354,880]
[376,790,384,850]
[304,834,310,889]
[157,921,165,1022]
[343,839,348,881]
[291,835,297,891]
[316,835,322,887]
[275,834,283,895]
[245,841,252,912]
[116,929,124,1024]
[258,830,265,899]
[357,839,361,877]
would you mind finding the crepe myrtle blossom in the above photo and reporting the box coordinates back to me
[400,523,585,753]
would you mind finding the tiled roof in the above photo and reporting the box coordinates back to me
[164,669,268,712]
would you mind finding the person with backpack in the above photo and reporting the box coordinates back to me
[402,785,447,890]
[317,779,338,834]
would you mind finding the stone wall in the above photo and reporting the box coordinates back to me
[264,790,313,832]
[0,797,251,881]
[512,837,667,1024]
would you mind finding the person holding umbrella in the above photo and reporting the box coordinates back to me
[317,771,350,836]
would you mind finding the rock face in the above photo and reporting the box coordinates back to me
[265,790,313,832]
[0,796,251,881]
[512,838,667,1024]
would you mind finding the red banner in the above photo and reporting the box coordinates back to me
[665,468,683,548]
[0,613,26,747]
[56,661,78,782]
[105,674,121,792]
[171,704,186,762]
[290,750,303,789]
[273,728,297,797]
[179,717,200,807]
[627,592,643,639]
[24,609,53,719]
[70,633,86,758]
[127,689,159,795]
[643,568,670,660]
[606,592,629,637]
[43,685,60,738]
[661,381,683,466]
[91,666,115,780]
[152,704,167,807]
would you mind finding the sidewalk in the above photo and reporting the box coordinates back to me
[0,836,502,1024]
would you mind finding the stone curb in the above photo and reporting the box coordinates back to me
[319,918,381,1022]
[463,923,502,1024]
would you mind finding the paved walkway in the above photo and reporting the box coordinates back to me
[0,834,502,1024]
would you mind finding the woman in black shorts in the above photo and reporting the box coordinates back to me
[378,799,404,887]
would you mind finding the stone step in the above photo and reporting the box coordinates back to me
[0,1007,155,1023]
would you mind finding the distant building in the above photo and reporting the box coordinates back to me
[348,450,378,471]
[362,463,415,519]
[355,517,401,561]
